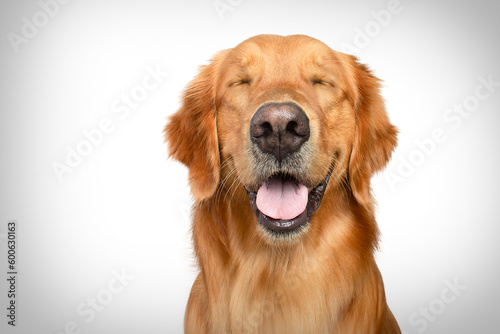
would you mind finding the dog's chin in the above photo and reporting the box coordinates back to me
[246,168,333,243]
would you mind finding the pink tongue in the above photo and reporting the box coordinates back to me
[256,177,308,220]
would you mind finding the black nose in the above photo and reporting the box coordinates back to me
[250,102,310,161]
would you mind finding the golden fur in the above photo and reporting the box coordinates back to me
[165,34,400,333]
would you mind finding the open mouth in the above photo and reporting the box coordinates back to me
[246,168,333,236]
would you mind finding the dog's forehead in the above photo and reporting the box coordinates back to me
[227,35,338,69]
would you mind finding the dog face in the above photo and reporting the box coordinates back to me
[165,34,397,243]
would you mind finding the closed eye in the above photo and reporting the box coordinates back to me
[312,78,334,87]
[229,78,251,87]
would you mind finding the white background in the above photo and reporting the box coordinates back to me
[1,0,499,333]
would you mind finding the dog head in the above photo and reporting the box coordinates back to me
[165,34,397,243]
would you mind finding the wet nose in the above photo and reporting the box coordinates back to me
[250,102,310,161]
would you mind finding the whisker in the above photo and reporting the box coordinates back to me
[218,165,237,203]
[224,170,242,202]
[215,157,236,205]
[227,175,245,204]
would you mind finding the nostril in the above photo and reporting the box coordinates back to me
[286,120,310,138]
[251,121,273,139]
[286,121,299,136]
[261,122,273,137]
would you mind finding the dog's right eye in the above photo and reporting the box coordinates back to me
[312,78,324,85]
[311,77,334,87]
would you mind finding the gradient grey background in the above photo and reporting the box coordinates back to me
[1,0,499,333]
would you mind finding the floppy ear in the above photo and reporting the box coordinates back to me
[164,53,225,201]
[348,57,398,210]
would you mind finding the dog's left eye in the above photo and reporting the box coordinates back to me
[229,78,251,87]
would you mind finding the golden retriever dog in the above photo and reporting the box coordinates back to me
[165,34,400,333]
